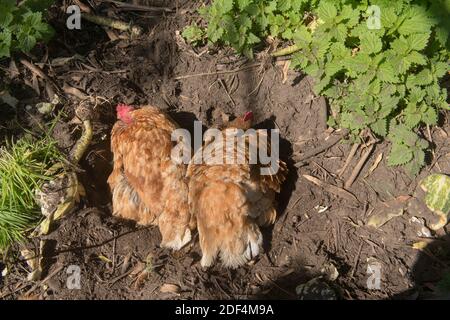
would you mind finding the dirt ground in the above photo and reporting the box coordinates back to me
[0,0,449,300]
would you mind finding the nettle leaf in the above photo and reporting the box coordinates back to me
[214,0,234,14]
[379,93,400,118]
[246,32,260,45]
[291,53,309,69]
[324,58,342,76]
[316,1,337,22]
[434,25,449,48]
[344,53,370,76]
[404,109,421,129]
[17,33,37,52]
[277,0,292,12]
[371,118,387,137]
[377,62,397,83]
[398,5,434,35]
[433,61,449,78]
[380,7,398,30]
[408,86,425,103]
[0,0,16,27]
[282,28,294,40]
[388,143,413,166]
[289,0,303,11]
[0,30,12,58]
[236,0,252,11]
[182,24,205,45]
[338,5,360,28]
[329,42,349,60]
[360,32,382,55]
[293,25,312,47]
[421,105,438,125]
[391,36,409,55]
[407,51,427,66]
[407,69,433,87]
[404,148,425,176]
[313,75,331,95]
[407,32,430,52]
[390,124,419,147]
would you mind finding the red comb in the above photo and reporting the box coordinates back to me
[117,103,133,111]
[243,111,253,122]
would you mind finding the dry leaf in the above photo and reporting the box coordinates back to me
[364,152,383,178]
[160,283,181,294]
[367,196,410,228]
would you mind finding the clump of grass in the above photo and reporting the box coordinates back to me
[0,135,65,249]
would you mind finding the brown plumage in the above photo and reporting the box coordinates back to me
[108,104,193,250]
[187,112,288,268]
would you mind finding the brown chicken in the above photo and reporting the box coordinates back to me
[187,112,288,268]
[108,104,193,250]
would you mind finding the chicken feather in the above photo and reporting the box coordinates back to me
[108,105,193,250]
[187,114,288,268]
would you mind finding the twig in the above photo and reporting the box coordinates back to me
[174,63,261,80]
[345,143,375,189]
[303,174,359,204]
[350,242,364,278]
[19,58,60,92]
[295,129,349,166]
[24,265,64,297]
[338,142,359,177]
[218,79,235,106]
[99,0,173,12]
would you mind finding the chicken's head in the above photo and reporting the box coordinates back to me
[226,111,253,130]
[117,104,134,124]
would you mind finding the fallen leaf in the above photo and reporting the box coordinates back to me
[367,196,410,228]
[364,152,383,178]
[420,174,450,230]
[160,283,181,294]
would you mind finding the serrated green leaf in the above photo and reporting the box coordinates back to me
[408,87,425,103]
[377,62,397,83]
[317,2,337,22]
[313,75,331,94]
[388,143,413,166]
[407,33,430,52]
[360,32,382,54]
[398,6,434,35]
[407,51,427,66]
[407,69,433,87]
[433,62,449,78]
[371,118,387,137]
[293,25,312,47]
[236,0,251,10]
[380,7,398,29]
[404,110,421,128]
[0,30,12,58]
[246,32,260,45]
[391,36,409,55]
[214,0,234,14]
[404,149,425,176]
[421,106,438,125]
[344,53,371,75]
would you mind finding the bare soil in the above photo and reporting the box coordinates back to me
[0,0,449,300]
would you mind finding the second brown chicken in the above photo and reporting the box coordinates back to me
[187,112,288,268]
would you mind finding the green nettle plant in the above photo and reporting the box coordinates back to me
[0,0,54,58]
[183,0,450,176]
